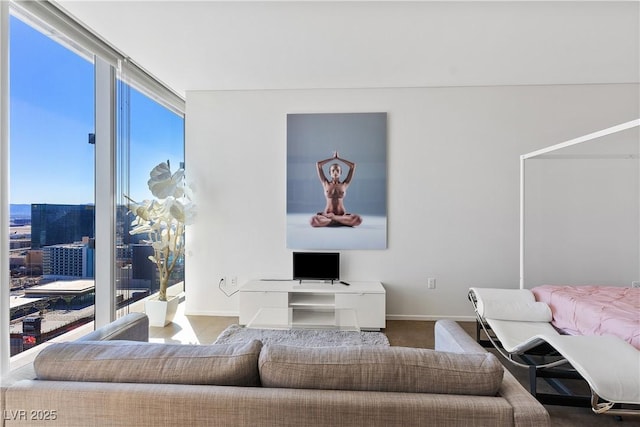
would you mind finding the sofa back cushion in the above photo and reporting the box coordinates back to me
[259,344,503,396]
[77,312,149,342]
[34,340,262,386]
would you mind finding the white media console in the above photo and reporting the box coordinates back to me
[239,280,386,331]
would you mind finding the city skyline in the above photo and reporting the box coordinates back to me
[9,15,184,206]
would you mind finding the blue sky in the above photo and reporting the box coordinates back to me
[9,15,184,205]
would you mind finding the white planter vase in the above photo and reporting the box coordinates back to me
[145,295,180,327]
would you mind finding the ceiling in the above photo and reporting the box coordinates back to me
[56,1,639,97]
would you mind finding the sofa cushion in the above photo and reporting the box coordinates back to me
[77,312,149,342]
[259,344,503,396]
[34,340,262,386]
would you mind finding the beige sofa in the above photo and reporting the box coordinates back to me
[1,314,549,427]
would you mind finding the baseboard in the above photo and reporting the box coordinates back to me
[386,314,476,322]
[183,311,476,322]
[184,309,240,317]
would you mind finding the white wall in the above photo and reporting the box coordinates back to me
[185,84,639,319]
[524,132,639,287]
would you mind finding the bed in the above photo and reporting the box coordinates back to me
[531,285,640,350]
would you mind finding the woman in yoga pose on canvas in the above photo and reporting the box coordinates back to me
[310,152,362,227]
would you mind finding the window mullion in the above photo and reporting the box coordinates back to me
[94,57,117,327]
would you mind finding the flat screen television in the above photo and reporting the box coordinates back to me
[293,252,340,283]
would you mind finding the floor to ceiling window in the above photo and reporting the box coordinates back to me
[7,14,96,357]
[115,83,185,313]
[3,2,185,367]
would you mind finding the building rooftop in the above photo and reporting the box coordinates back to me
[10,295,46,310]
[24,279,95,297]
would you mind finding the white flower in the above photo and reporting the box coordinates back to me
[147,162,186,199]
[125,161,197,301]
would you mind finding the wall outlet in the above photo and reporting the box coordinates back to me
[632,281,640,288]
[230,276,238,287]
[427,278,436,289]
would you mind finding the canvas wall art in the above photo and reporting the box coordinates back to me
[286,112,387,250]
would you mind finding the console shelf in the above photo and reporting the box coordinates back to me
[289,293,335,307]
[239,280,386,330]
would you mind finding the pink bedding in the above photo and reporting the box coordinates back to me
[531,285,640,350]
